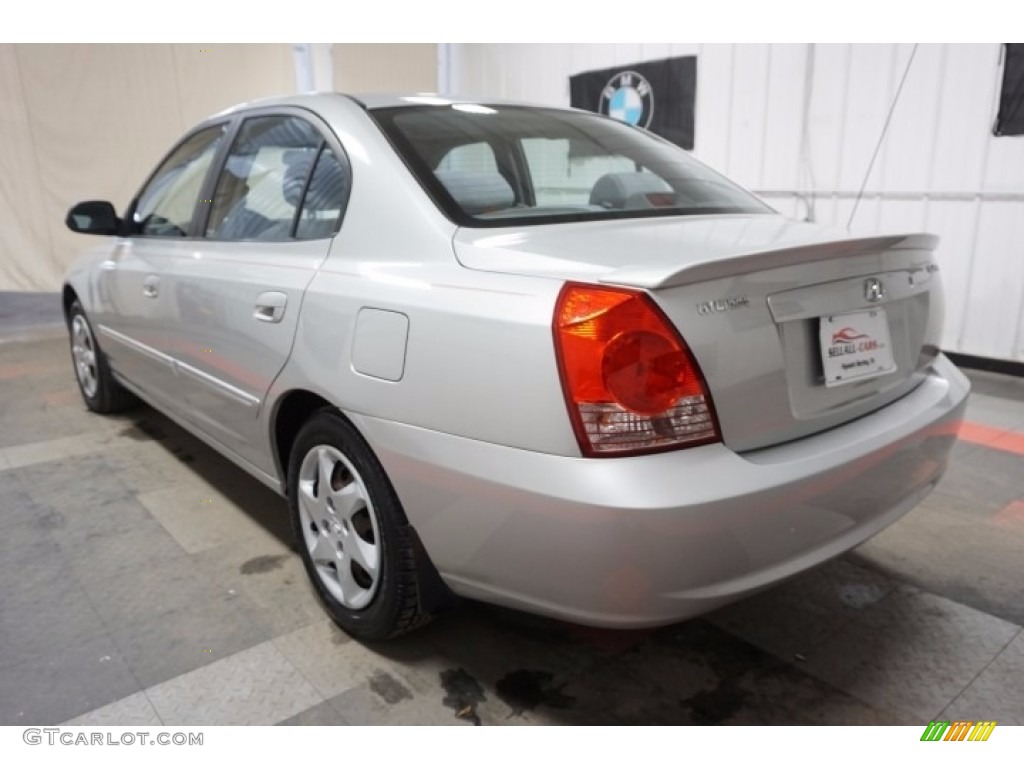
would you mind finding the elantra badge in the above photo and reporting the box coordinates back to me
[697,296,750,315]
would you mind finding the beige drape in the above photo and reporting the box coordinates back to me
[332,44,438,94]
[0,43,439,292]
[0,44,295,291]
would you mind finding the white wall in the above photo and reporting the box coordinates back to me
[448,44,1024,363]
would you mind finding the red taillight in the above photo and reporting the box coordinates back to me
[553,282,720,456]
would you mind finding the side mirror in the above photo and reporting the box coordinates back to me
[65,201,121,235]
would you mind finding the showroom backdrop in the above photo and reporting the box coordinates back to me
[0,43,1020,363]
[0,43,436,294]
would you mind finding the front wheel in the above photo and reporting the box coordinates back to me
[67,300,135,413]
[288,410,433,640]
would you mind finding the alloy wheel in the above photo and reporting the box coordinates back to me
[71,314,99,398]
[297,444,382,610]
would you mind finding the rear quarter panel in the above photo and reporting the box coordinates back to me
[274,257,574,459]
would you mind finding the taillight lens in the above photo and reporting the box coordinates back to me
[553,282,720,456]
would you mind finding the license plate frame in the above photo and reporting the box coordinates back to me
[819,308,896,387]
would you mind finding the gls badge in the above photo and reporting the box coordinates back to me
[600,71,654,128]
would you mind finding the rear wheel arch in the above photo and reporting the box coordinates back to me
[271,389,335,485]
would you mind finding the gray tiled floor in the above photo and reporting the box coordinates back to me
[942,630,1024,726]
[144,642,323,726]
[0,324,1022,726]
[0,632,139,725]
[800,585,1018,719]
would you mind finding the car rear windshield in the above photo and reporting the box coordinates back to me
[371,103,771,227]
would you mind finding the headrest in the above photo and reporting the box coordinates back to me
[435,170,514,215]
[282,149,315,208]
[589,172,673,209]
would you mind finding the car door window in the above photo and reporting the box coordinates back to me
[131,124,227,237]
[205,116,323,241]
[294,147,351,240]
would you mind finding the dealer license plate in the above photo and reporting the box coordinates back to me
[819,308,896,387]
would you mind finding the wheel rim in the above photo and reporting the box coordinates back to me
[71,315,99,398]
[297,444,382,610]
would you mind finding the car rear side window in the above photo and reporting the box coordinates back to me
[294,146,350,240]
[132,124,227,237]
[205,116,326,241]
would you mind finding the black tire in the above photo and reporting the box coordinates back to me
[287,408,433,640]
[67,300,136,414]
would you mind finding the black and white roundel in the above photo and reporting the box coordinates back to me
[599,71,655,128]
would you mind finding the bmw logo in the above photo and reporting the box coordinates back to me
[600,71,654,128]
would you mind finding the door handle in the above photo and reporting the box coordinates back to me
[253,291,287,323]
[142,275,160,298]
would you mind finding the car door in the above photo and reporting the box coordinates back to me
[158,110,351,467]
[96,123,229,409]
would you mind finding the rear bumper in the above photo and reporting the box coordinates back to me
[354,354,970,628]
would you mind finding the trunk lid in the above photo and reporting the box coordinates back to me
[453,214,943,452]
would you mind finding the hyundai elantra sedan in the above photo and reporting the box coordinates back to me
[62,93,970,640]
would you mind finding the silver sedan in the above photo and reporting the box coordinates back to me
[62,93,970,640]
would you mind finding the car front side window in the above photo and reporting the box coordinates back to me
[131,124,227,238]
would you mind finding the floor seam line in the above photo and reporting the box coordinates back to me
[932,625,1023,720]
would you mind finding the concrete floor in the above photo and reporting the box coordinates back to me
[1,312,1022,726]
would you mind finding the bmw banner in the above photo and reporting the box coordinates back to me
[569,56,697,149]
[995,43,1024,136]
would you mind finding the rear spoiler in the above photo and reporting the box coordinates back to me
[598,233,939,290]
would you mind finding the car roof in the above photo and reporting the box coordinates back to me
[211,91,573,117]
[346,93,558,110]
